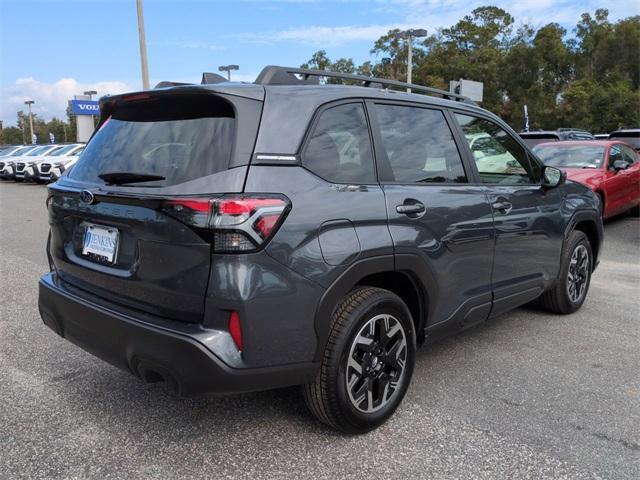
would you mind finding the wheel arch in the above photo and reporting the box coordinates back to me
[355,270,427,344]
[564,210,603,272]
[312,256,431,362]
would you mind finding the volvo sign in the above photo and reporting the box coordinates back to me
[70,99,100,116]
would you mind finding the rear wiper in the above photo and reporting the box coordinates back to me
[98,171,165,185]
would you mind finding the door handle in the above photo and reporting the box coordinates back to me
[396,202,426,215]
[492,200,513,214]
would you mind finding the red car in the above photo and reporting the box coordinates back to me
[533,140,640,218]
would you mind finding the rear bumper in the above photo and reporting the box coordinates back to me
[38,272,319,396]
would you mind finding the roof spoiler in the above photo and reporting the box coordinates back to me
[154,72,229,89]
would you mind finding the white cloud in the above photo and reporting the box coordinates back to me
[236,23,414,47]
[236,0,640,48]
[150,40,226,51]
[1,77,134,125]
[273,24,409,45]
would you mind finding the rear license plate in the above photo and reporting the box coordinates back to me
[82,224,119,264]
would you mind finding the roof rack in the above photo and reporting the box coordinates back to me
[254,65,475,104]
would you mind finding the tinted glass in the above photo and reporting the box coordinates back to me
[620,144,637,164]
[456,114,538,184]
[374,105,466,183]
[70,95,235,187]
[608,145,624,167]
[532,145,605,169]
[521,137,559,148]
[303,103,375,184]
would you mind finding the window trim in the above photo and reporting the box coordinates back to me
[365,99,472,186]
[448,108,544,186]
[298,99,379,185]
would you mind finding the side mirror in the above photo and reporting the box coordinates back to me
[611,159,629,172]
[542,166,565,188]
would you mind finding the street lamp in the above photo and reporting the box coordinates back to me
[24,100,35,144]
[136,0,150,90]
[218,64,239,81]
[395,28,427,92]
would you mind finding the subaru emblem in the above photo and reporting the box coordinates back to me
[79,190,95,205]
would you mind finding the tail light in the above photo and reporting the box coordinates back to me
[162,194,290,253]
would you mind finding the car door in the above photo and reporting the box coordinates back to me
[618,144,640,208]
[603,144,633,215]
[367,101,495,329]
[452,112,565,317]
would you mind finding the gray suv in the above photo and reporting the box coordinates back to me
[38,67,603,433]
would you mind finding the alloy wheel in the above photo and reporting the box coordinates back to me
[567,244,589,303]
[345,314,408,413]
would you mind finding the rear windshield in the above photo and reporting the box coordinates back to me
[70,94,235,187]
[521,136,559,148]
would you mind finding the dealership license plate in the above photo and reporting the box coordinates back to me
[82,224,119,263]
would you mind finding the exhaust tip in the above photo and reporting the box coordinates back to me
[134,360,180,394]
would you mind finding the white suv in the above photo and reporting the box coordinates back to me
[16,145,63,181]
[0,145,40,179]
[35,144,85,183]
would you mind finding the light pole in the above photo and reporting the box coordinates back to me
[136,0,150,90]
[395,29,427,92]
[218,64,239,81]
[24,100,35,144]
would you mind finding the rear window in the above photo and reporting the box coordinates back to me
[70,94,235,186]
[519,135,559,148]
[609,132,640,150]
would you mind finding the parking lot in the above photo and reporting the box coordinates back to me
[0,180,638,479]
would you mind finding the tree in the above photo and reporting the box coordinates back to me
[301,51,356,83]
[298,7,639,133]
[0,126,24,145]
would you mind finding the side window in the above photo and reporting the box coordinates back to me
[620,144,637,164]
[455,114,539,184]
[374,104,467,183]
[608,145,624,167]
[302,103,375,184]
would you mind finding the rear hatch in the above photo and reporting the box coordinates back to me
[519,133,560,148]
[47,88,263,322]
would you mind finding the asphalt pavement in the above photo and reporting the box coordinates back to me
[1,181,638,479]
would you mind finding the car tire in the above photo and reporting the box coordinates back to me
[303,286,416,434]
[538,231,593,314]
[630,205,639,217]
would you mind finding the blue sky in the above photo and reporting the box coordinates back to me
[1,0,638,125]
